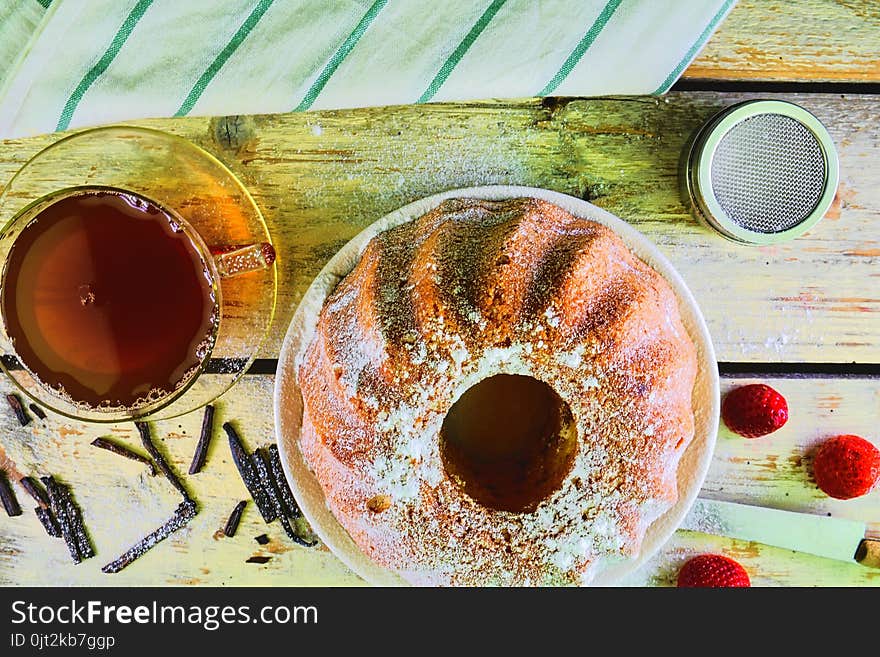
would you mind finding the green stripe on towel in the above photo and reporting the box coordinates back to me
[56,0,153,131]
[418,0,508,103]
[294,0,388,112]
[539,0,622,96]
[652,0,736,95]
[175,0,276,116]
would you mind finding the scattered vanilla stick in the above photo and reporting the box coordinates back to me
[28,404,46,421]
[223,500,247,538]
[251,448,295,542]
[18,476,49,507]
[253,448,314,547]
[188,404,215,475]
[0,470,21,517]
[97,423,200,573]
[223,423,275,522]
[135,421,190,501]
[267,444,302,518]
[35,507,61,537]
[102,499,197,573]
[252,448,283,514]
[5,393,30,426]
[41,476,94,563]
[223,422,315,547]
[91,437,157,475]
[20,476,61,538]
[263,446,315,546]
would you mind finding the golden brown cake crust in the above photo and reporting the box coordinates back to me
[298,198,697,585]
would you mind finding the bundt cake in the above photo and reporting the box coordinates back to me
[297,197,698,585]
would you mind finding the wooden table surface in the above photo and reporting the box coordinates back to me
[0,0,878,587]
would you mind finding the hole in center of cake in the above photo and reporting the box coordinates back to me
[439,374,577,513]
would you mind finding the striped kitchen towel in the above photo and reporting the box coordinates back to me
[0,0,736,139]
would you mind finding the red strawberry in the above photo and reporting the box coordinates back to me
[813,434,880,500]
[677,554,751,588]
[721,384,788,438]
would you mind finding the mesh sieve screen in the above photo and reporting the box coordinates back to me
[710,113,826,234]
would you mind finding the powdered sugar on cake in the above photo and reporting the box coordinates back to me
[297,198,698,586]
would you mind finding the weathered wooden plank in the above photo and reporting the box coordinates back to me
[688,0,880,83]
[0,374,877,586]
[0,93,877,364]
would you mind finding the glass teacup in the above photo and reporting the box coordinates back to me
[0,127,277,422]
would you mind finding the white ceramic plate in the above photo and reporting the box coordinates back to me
[274,186,719,586]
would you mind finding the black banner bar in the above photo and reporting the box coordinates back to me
[0,586,872,653]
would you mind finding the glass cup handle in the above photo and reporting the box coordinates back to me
[211,242,276,279]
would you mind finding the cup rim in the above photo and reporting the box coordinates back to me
[0,184,223,423]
